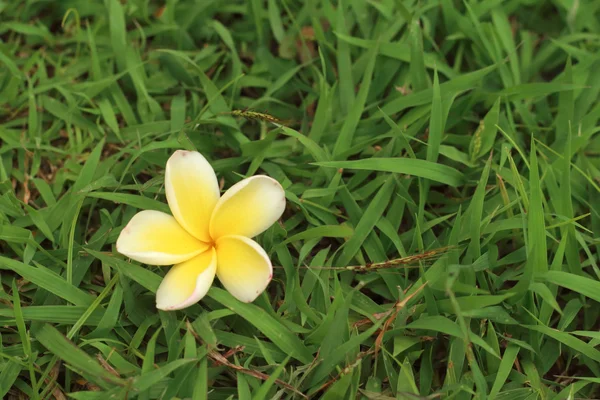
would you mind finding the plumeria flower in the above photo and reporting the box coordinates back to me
[116,150,286,310]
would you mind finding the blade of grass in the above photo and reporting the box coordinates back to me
[314,158,464,187]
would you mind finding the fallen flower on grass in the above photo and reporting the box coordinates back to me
[116,150,286,310]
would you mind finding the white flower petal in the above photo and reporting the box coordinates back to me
[209,176,285,240]
[215,235,273,303]
[165,150,220,242]
[156,248,217,310]
[116,210,209,265]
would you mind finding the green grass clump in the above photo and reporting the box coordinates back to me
[1,0,600,399]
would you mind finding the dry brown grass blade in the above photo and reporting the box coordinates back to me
[314,283,429,397]
[96,353,122,377]
[280,246,458,272]
[312,350,375,396]
[49,362,68,400]
[374,282,429,358]
[186,321,307,399]
[208,352,308,399]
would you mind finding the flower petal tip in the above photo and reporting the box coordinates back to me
[210,176,286,239]
[215,235,273,303]
[174,149,190,157]
[115,210,208,265]
[155,302,176,311]
[165,150,220,242]
[155,300,186,311]
[155,249,217,311]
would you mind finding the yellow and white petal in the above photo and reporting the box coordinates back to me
[156,248,217,310]
[165,150,220,242]
[215,235,273,303]
[209,176,285,240]
[116,210,209,265]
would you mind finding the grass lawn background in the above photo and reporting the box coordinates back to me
[1,0,600,398]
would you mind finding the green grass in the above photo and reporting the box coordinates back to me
[1,0,600,399]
